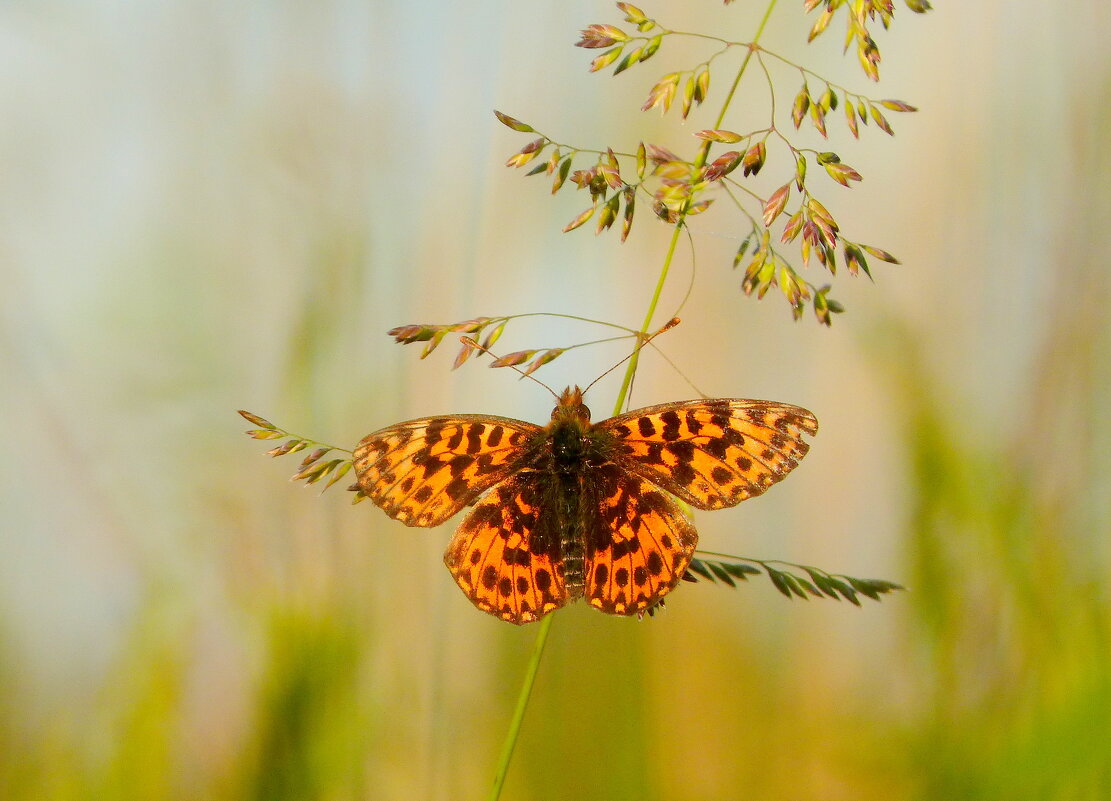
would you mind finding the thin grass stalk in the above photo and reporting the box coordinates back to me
[613,0,780,413]
[486,615,553,801]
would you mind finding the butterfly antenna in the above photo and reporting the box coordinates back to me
[458,336,560,400]
[582,317,680,397]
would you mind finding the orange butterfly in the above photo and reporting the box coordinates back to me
[352,386,817,624]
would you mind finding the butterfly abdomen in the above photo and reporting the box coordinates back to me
[551,470,586,597]
[544,419,595,597]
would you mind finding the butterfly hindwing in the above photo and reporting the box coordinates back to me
[597,399,819,511]
[581,464,699,616]
[444,472,570,625]
[352,414,542,527]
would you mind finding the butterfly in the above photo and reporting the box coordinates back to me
[351,385,818,624]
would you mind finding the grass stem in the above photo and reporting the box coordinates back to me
[486,615,554,801]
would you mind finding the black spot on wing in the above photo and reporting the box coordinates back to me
[722,427,746,447]
[535,569,552,592]
[704,437,728,460]
[445,478,470,501]
[666,440,696,461]
[711,466,731,485]
[671,462,696,485]
[466,424,485,453]
[659,410,682,440]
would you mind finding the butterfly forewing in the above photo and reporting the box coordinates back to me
[352,414,542,527]
[597,399,819,510]
[581,464,698,616]
[444,472,571,624]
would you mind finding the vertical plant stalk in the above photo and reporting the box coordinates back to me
[613,0,780,415]
[487,3,781,798]
[486,615,553,801]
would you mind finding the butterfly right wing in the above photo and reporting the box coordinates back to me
[352,414,542,527]
[597,398,818,511]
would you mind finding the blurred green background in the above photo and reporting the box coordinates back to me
[3,2,1110,799]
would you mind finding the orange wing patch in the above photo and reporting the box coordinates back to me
[599,399,818,511]
[444,474,570,624]
[352,415,541,527]
[584,468,698,616]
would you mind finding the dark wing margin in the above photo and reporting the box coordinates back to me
[596,398,818,510]
[352,414,542,527]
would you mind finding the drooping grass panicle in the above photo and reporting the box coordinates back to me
[495,0,925,325]
[238,410,357,498]
[686,553,905,605]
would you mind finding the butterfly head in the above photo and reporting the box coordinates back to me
[552,386,591,424]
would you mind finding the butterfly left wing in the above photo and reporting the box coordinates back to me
[352,414,542,527]
[597,398,818,511]
[581,463,698,616]
[444,473,571,625]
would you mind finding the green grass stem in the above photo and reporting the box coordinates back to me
[486,615,554,801]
